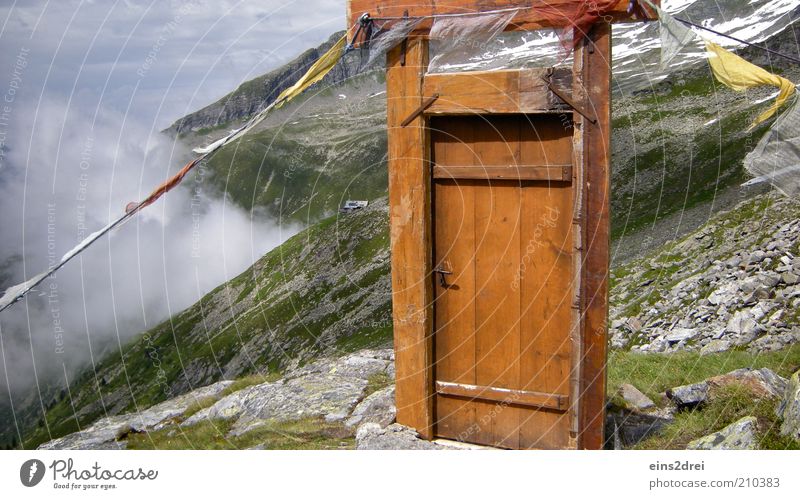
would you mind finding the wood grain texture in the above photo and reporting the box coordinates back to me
[386,38,434,439]
[347,0,660,37]
[431,114,577,449]
[432,164,571,181]
[436,381,569,411]
[433,174,477,442]
[423,68,572,115]
[578,22,612,450]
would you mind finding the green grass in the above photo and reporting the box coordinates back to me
[125,417,354,450]
[633,384,798,450]
[609,344,800,450]
[608,344,800,402]
[364,371,393,398]
[610,72,773,240]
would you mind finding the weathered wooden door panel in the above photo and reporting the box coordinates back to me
[431,114,575,449]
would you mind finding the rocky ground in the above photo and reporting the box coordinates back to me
[609,366,800,450]
[610,192,800,356]
[38,345,800,451]
[39,349,396,450]
[37,348,446,451]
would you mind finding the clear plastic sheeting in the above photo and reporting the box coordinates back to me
[653,3,699,68]
[429,29,573,73]
[427,10,517,74]
[744,96,800,197]
[364,18,424,67]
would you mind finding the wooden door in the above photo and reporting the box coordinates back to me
[385,29,612,449]
[431,114,576,449]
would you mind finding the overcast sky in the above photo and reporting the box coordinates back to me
[0,0,344,128]
[0,1,344,402]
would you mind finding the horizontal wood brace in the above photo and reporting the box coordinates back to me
[433,164,571,181]
[435,380,569,411]
[422,68,573,115]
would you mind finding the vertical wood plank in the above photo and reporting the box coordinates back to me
[578,22,612,450]
[386,39,434,439]
[432,119,479,441]
[517,116,575,449]
[473,179,521,449]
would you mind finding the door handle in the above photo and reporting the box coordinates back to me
[434,266,452,287]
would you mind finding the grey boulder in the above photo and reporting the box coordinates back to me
[346,386,396,428]
[778,370,800,441]
[687,416,759,450]
[356,423,440,450]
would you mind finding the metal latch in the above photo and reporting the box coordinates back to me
[433,266,452,287]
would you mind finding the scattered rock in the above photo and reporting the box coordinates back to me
[782,272,799,285]
[725,310,763,345]
[707,368,787,400]
[609,194,800,356]
[667,382,709,408]
[665,328,697,344]
[700,339,731,355]
[606,408,674,448]
[617,383,656,411]
[355,423,441,450]
[346,386,396,428]
[686,416,759,450]
[778,370,800,441]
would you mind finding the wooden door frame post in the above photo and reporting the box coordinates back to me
[386,37,435,439]
[577,22,612,450]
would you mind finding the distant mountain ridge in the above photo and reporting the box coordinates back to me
[165,31,355,136]
[166,0,800,137]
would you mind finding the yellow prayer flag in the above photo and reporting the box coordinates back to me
[275,35,347,108]
[705,41,796,128]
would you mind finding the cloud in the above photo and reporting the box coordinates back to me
[0,91,298,400]
[0,0,330,403]
[0,0,344,128]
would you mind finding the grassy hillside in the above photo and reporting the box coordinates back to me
[201,71,388,224]
[23,201,391,449]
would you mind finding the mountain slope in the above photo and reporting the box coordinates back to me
[23,200,391,449]
[14,1,800,449]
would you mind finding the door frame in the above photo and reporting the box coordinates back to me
[386,24,611,449]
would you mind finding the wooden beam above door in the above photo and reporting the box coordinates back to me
[347,0,659,38]
[423,68,572,115]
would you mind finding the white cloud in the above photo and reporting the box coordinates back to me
[0,0,330,401]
